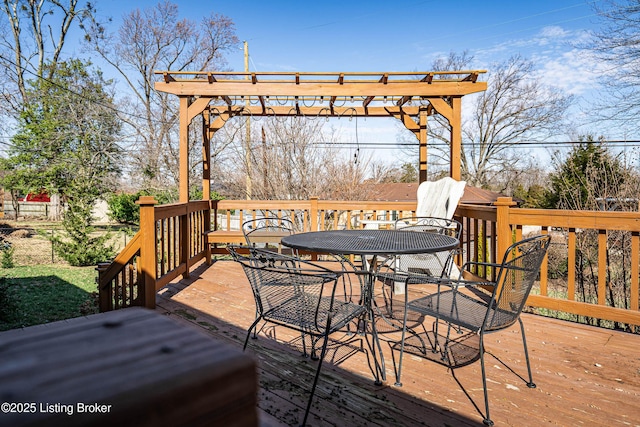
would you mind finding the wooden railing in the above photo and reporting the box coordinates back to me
[98,197,210,310]
[457,197,640,328]
[98,196,640,329]
[211,198,419,230]
[505,205,640,328]
[97,232,142,311]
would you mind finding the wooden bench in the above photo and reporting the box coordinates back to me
[206,230,246,245]
[204,230,336,265]
[205,229,295,262]
[0,307,258,427]
[205,230,246,263]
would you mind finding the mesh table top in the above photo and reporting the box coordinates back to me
[282,229,459,256]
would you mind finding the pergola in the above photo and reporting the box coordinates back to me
[154,71,487,202]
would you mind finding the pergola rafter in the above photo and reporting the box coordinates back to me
[154,70,487,202]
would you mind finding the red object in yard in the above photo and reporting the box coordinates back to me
[20,193,51,202]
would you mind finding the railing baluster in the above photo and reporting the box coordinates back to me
[568,228,576,300]
[632,232,639,311]
[598,230,607,306]
[539,226,549,297]
[160,218,167,277]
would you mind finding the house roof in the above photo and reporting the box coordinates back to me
[369,182,510,205]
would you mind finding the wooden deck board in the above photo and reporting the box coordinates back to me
[156,260,640,427]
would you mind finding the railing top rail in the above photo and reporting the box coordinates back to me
[214,200,313,209]
[510,207,640,231]
[214,199,417,210]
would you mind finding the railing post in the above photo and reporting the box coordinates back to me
[181,203,190,279]
[212,199,219,231]
[494,197,516,261]
[310,197,319,232]
[96,262,111,312]
[137,196,158,309]
[205,200,215,265]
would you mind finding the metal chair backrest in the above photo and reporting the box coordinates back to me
[242,217,295,253]
[484,234,551,332]
[227,245,337,330]
[395,216,462,239]
[227,244,378,427]
[394,216,462,279]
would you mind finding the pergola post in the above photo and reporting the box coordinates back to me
[202,109,211,263]
[178,95,214,203]
[179,96,190,203]
[202,108,211,201]
[450,97,462,181]
[418,109,428,183]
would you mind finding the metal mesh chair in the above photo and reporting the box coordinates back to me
[243,216,367,305]
[397,234,551,426]
[375,217,462,318]
[242,216,296,254]
[227,245,381,426]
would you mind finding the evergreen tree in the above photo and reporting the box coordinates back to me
[544,137,628,210]
[1,59,122,265]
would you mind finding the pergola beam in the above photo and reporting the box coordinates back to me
[206,105,423,118]
[385,108,421,133]
[426,97,453,123]
[188,97,215,122]
[155,81,486,97]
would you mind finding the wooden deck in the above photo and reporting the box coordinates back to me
[155,259,640,427]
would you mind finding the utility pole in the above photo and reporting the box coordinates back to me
[262,126,267,193]
[244,41,252,199]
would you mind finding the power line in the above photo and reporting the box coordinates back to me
[310,139,640,149]
[2,131,638,151]
[0,53,160,123]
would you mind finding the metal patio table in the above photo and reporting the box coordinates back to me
[281,229,460,383]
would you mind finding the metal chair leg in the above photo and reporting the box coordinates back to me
[301,333,330,427]
[479,335,493,426]
[519,317,536,388]
[244,317,262,350]
[394,283,410,386]
[251,308,260,339]
[368,306,386,384]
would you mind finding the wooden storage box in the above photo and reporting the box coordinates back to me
[0,307,257,426]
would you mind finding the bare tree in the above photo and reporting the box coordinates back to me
[324,154,375,200]
[83,1,238,191]
[367,161,421,184]
[0,0,89,116]
[584,0,640,132]
[425,52,573,188]
[220,117,373,201]
[498,160,550,202]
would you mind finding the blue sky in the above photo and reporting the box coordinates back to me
[96,1,623,165]
[220,1,596,73]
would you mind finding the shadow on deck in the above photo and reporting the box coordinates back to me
[155,259,640,427]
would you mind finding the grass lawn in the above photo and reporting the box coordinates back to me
[0,265,99,331]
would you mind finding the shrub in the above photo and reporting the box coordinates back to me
[106,189,183,225]
[51,233,114,266]
[50,197,115,266]
[0,238,14,268]
[107,193,141,224]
